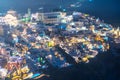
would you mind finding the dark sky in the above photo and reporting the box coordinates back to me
[0,0,75,12]
[0,0,120,26]
[0,0,119,12]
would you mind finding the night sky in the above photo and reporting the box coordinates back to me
[0,0,120,26]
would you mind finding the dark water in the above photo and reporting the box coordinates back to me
[48,53,120,80]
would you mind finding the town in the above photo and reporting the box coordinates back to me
[0,9,120,79]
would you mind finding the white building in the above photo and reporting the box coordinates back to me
[31,13,44,21]
[43,12,66,24]
[0,17,6,25]
[3,10,19,27]
[4,14,19,27]
[7,10,17,17]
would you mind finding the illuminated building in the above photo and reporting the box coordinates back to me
[28,8,31,18]
[0,26,4,36]
[21,8,32,22]
[4,10,19,27]
[7,62,20,70]
[31,13,44,21]
[0,17,6,25]
[4,14,19,27]
[7,10,17,16]
[43,12,66,24]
